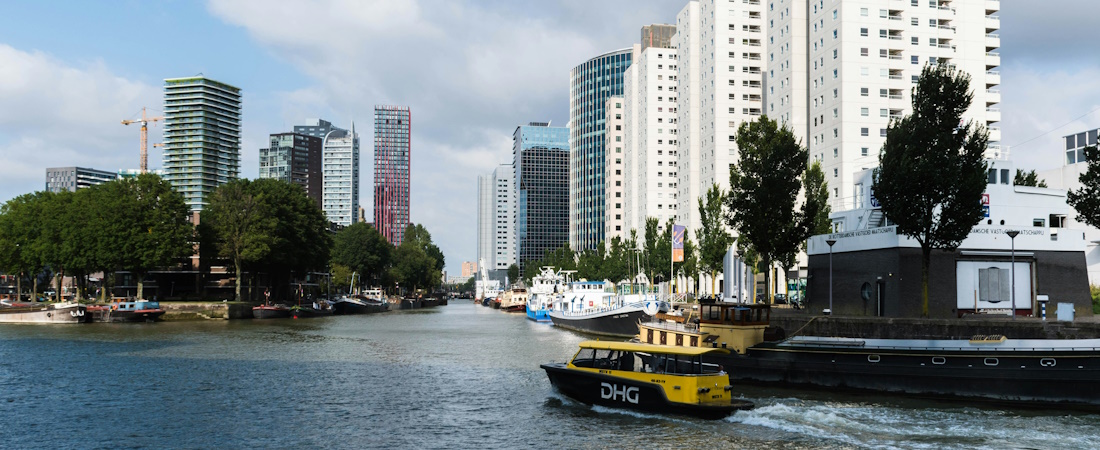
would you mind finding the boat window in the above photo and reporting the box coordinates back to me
[868,355,881,363]
[571,348,596,368]
[932,356,946,365]
[984,358,999,366]
[592,349,615,369]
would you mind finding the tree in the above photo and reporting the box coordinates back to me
[1068,146,1100,228]
[332,222,392,289]
[0,193,49,301]
[205,180,275,301]
[872,63,989,317]
[249,179,333,297]
[1014,169,1049,188]
[727,115,809,305]
[117,174,193,300]
[696,184,733,297]
[507,264,519,284]
[802,161,832,238]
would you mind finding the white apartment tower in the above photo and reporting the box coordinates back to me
[476,164,515,277]
[768,0,1001,212]
[675,0,768,236]
[491,164,515,272]
[621,27,681,239]
[321,123,359,227]
[604,96,626,243]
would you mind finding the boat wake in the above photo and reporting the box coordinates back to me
[726,399,1100,449]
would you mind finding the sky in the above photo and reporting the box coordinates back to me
[0,0,1098,276]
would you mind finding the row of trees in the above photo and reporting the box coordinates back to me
[0,174,447,302]
[0,174,192,300]
[330,222,445,295]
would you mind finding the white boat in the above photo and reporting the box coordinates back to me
[526,267,570,322]
[0,301,87,324]
[548,277,668,337]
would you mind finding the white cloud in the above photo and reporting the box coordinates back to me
[999,65,1100,172]
[0,44,160,197]
[206,0,681,272]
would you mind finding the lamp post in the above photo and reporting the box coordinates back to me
[1005,230,1019,321]
[826,239,837,315]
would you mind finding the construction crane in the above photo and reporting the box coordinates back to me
[121,107,164,174]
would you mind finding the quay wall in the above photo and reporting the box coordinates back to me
[770,310,1100,340]
[161,302,252,320]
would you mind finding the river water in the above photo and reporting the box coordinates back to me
[1,302,1098,449]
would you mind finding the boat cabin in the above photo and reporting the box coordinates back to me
[638,303,771,355]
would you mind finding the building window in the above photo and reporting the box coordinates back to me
[861,127,869,137]
[911,55,919,64]
[861,107,869,116]
[860,27,868,37]
[861,147,869,156]
[861,87,869,96]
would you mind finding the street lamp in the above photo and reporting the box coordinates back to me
[826,239,837,316]
[1006,230,1019,321]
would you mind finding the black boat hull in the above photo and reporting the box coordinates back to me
[708,344,1100,408]
[252,307,291,319]
[549,309,648,338]
[332,301,388,315]
[541,363,749,420]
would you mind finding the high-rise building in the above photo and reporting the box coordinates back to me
[477,174,493,275]
[374,105,411,246]
[476,164,515,278]
[162,76,241,211]
[321,124,359,227]
[768,0,1001,211]
[45,167,117,193]
[674,0,766,236]
[294,118,340,140]
[514,122,569,272]
[604,97,626,243]
[621,28,679,240]
[569,48,633,251]
[491,164,514,272]
[259,133,323,206]
[461,261,478,278]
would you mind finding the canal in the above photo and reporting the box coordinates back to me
[1,301,1098,449]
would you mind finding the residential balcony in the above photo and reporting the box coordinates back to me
[985,107,1001,122]
[986,0,1000,14]
[986,88,1001,104]
[986,15,1000,31]
[985,70,1001,85]
[986,51,1001,67]
[986,33,1000,49]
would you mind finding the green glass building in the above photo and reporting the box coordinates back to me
[162,76,242,211]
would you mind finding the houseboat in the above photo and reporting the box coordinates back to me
[548,277,668,338]
[526,267,570,322]
[541,340,753,419]
[0,301,87,324]
[638,302,1100,408]
[499,287,527,312]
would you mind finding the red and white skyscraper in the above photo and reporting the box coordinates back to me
[373,105,411,246]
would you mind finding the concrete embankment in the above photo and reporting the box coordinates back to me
[770,309,1100,340]
[160,302,252,321]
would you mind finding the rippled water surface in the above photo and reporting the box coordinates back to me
[1,302,1098,449]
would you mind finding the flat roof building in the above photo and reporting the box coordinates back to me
[162,76,242,211]
[45,166,117,193]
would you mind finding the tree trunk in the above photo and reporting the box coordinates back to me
[234,256,242,302]
[15,273,21,302]
[136,270,144,300]
[921,245,931,318]
[762,258,771,305]
[56,267,64,302]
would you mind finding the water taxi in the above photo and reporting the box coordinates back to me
[540,340,754,419]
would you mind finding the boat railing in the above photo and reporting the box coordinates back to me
[642,319,699,333]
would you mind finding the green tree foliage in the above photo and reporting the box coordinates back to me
[802,161,833,238]
[727,115,810,304]
[1014,169,1048,188]
[388,224,444,293]
[522,243,578,281]
[1067,146,1100,228]
[872,63,989,317]
[205,179,331,301]
[204,179,275,301]
[0,192,51,300]
[332,222,392,288]
[696,184,733,296]
[507,264,519,284]
[249,179,333,288]
[679,234,698,294]
[113,175,193,300]
[329,263,354,295]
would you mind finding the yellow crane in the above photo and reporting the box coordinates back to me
[121,107,164,174]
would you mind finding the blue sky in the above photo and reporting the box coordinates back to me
[1,0,1098,276]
